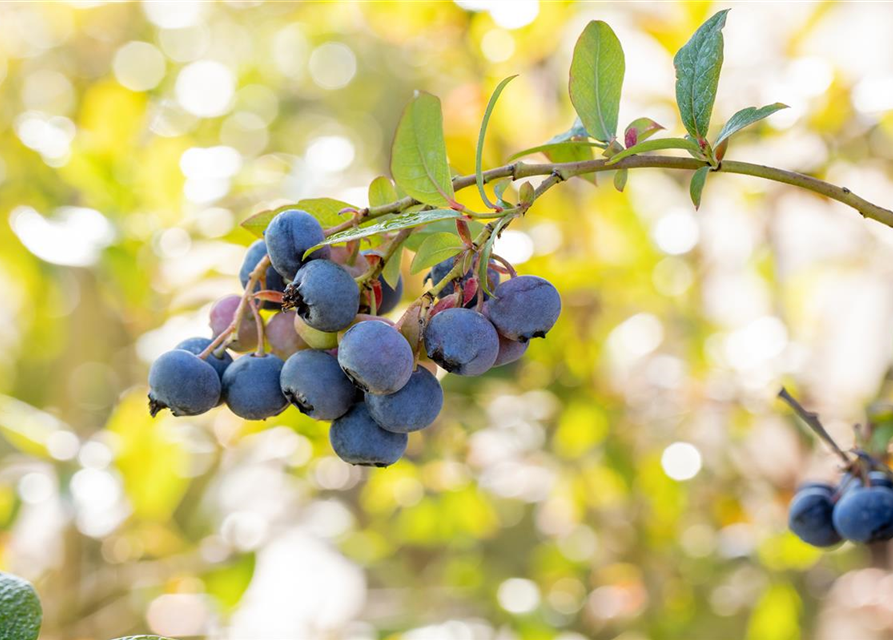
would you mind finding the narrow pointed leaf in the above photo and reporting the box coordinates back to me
[613,169,628,192]
[673,9,730,140]
[304,209,462,256]
[569,20,625,143]
[369,176,398,208]
[690,166,709,209]
[606,137,704,165]
[714,102,788,147]
[476,75,517,209]
[390,91,455,208]
[410,232,465,274]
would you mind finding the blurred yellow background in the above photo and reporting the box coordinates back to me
[3,1,893,639]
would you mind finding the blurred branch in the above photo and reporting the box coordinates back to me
[778,387,851,465]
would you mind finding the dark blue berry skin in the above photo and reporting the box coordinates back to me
[287,260,359,332]
[869,471,893,490]
[175,337,233,380]
[427,258,499,300]
[338,321,414,395]
[240,239,287,309]
[365,367,443,433]
[492,333,529,367]
[788,488,841,547]
[424,308,499,376]
[832,486,893,543]
[329,403,407,467]
[280,350,355,420]
[485,275,561,342]
[377,276,403,315]
[838,471,893,493]
[148,349,221,417]
[264,209,330,280]
[222,354,288,420]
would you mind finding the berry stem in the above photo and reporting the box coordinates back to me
[248,296,266,357]
[778,387,851,465]
[199,255,271,359]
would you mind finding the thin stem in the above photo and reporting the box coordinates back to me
[778,387,851,465]
[334,155,893,230]
[199,255,271,359]
[248,297,265,357]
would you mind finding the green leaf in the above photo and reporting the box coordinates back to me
[296,198,356,227]
[507,141,605,162]
[690,166,709,209]
[381,241,404,287]
[476,75,517,209]
[368,176,398,208]
[410,232,464,275]
[569,20,625,143]
[390,91,455,208]
[241,199,353,237]
[613,169,628,192]
[714,102,788,147]
[673,9,730,141]
[305,208,462,255]
[606,137,704,165]
[204,553,256,611]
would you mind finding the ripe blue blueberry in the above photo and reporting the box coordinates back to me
[265,310,307,360]
[377,276,404,315]
[491,333,529,367]
[424,308,499,376]
[338,321,414,395]
[285,260,359,332]
[788,488,841,547]
[832,486,893,543]
[837,471,893,493]
[264,209,330,280]
[222,354,288,420]
[796,481,835,496]
[365,367,443,433]
[175,337,233,381]
[485,275,561,342]
[280,350,356,420]
[240,239,287,309]
[329,403,408,467]
[209,295,258,353]
[148,349,221,417]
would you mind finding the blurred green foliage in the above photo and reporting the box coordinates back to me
[1,2,893,639]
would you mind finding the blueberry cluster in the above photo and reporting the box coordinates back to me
[148,208,561,467]
[789,470,893,547]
